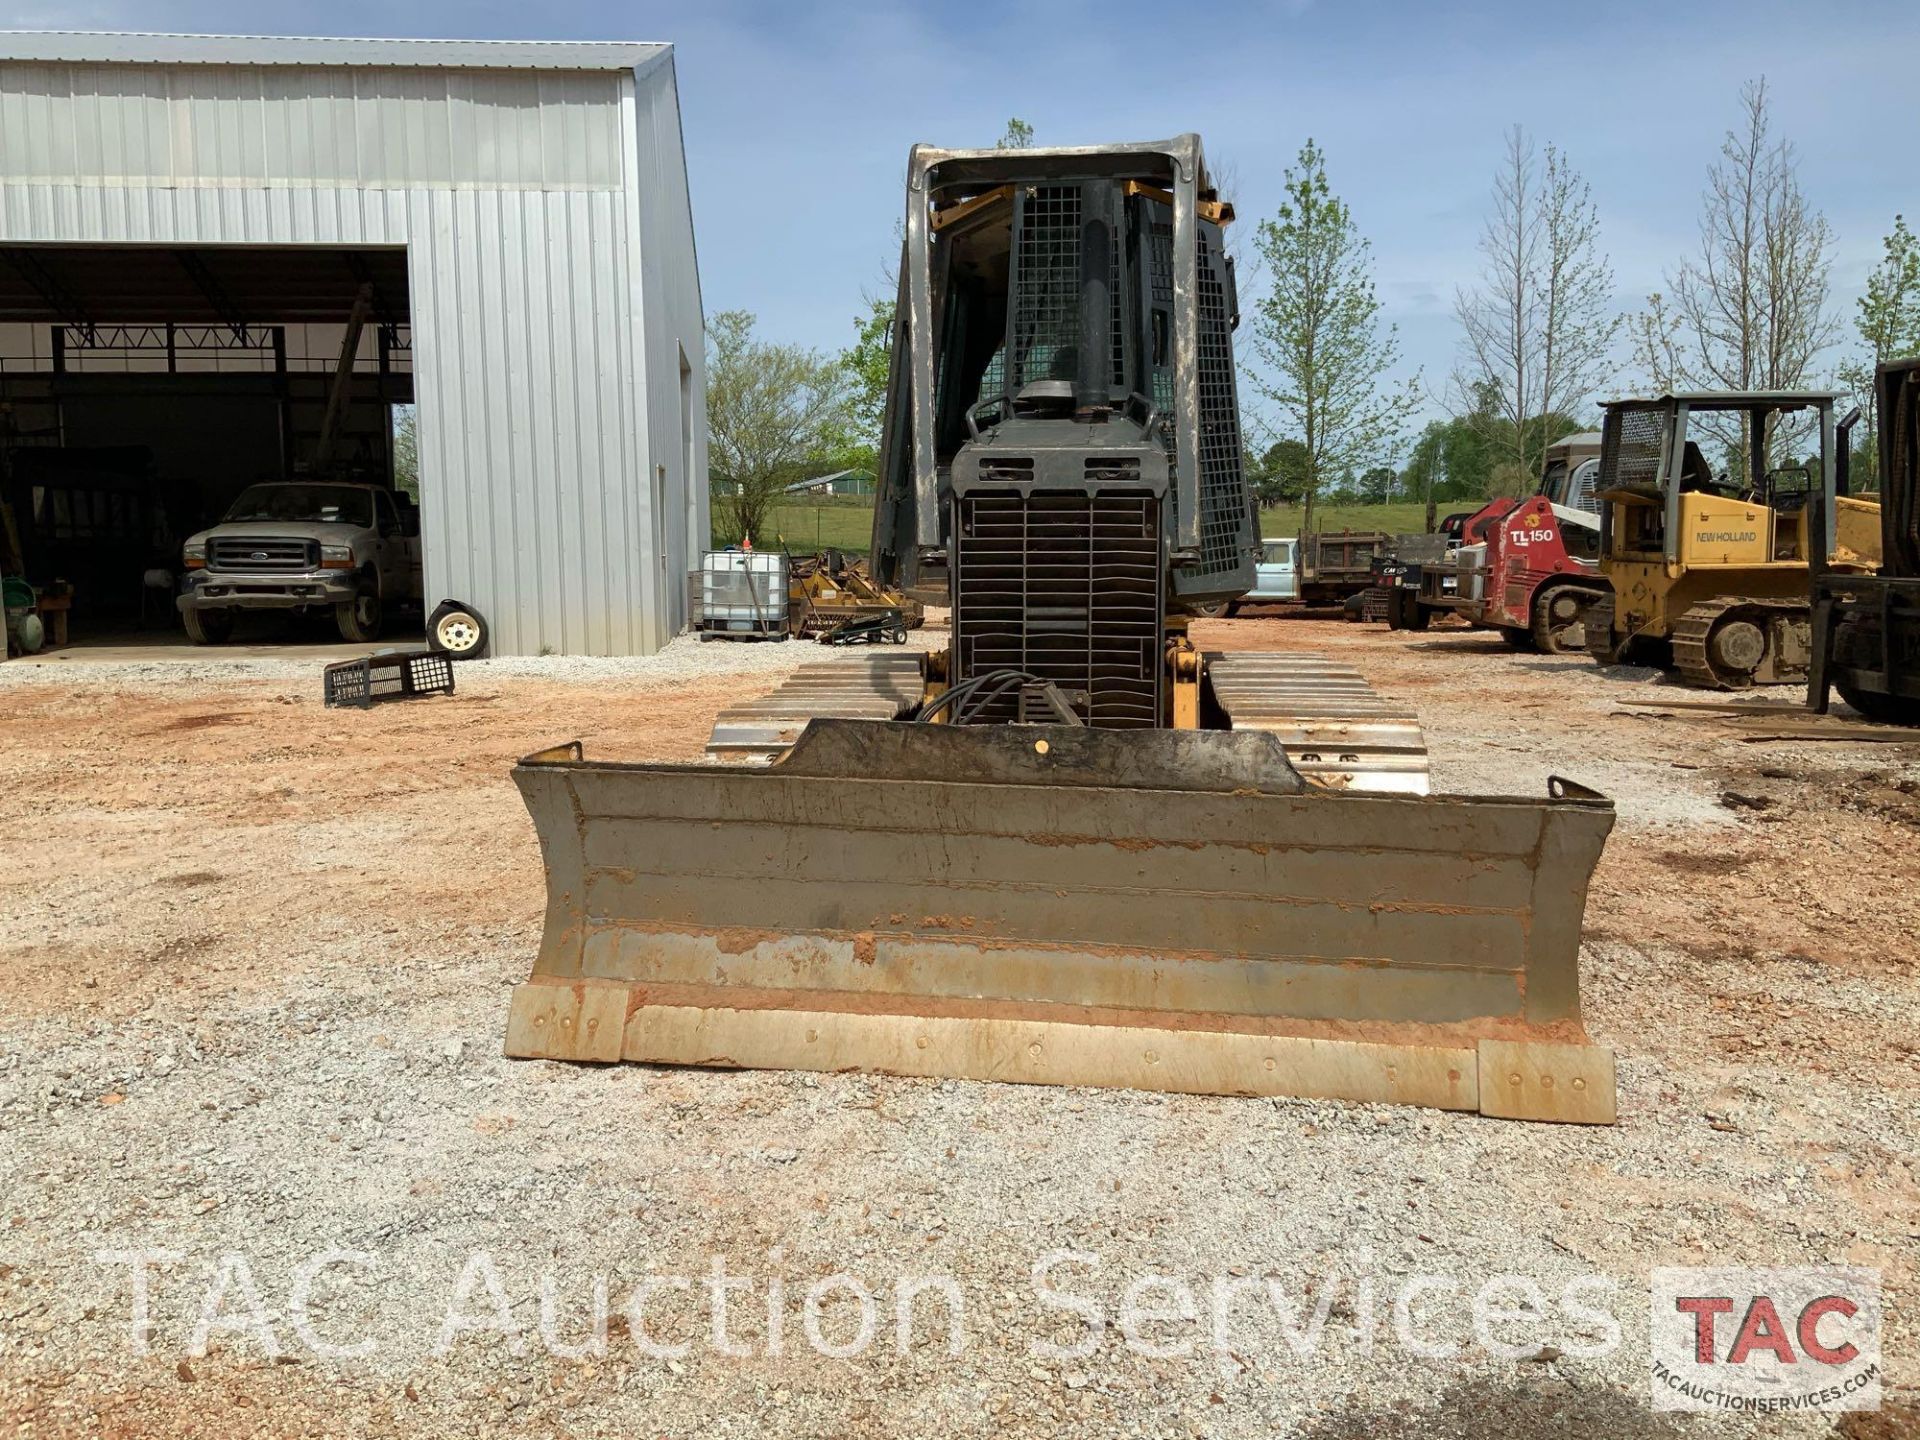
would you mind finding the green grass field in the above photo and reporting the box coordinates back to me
[728,498,1444,554]
[762,501,877,554]
[712,500,876,555]
[1254,501,1436,538]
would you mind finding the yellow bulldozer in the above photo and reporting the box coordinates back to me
[1584,391,1881,687]
[501,136,1618,1124]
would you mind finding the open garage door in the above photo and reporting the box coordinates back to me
[0,244,416,650]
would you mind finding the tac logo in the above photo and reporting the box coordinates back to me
[1521,509,1542,528]
[1650,1267,1881,1413]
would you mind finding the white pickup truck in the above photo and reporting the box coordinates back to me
[177,481,423,644]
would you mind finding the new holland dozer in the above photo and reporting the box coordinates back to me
[504,137,1618,1123]
[1584,391,1881,686]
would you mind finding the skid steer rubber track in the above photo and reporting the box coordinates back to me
[503,722,1618,1123]
[1204,652,1430,794]
[1531,583,1606,656]
[1671,598,1809,690]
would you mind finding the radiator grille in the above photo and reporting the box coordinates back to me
[952,491,1163,728]
[211,537,318,573]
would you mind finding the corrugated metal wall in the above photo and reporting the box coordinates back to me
[0,53,703,655]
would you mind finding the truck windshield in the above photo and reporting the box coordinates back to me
[224,484,373,527]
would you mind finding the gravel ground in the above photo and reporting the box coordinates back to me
[0,626,946,691]
[1,613,1914,1438]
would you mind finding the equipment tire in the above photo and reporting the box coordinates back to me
[183,608,233,645]
[428,601,489,659]
[1499,626,1534,650]
[336,589,384,643]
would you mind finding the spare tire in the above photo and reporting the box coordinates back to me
[428,599,490,659]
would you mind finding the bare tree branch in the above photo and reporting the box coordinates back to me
[1648,77,1838,469]
[1453,126,1618,478]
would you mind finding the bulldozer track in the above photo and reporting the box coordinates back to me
[1671,598,1808,690]
[1583,594,1621,664]
[703,651,1432,793]
[1203,652,1430,794]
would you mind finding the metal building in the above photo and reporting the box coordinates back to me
[0,32,705,656]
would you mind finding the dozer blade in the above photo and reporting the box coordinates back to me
[505,722,1617,1123]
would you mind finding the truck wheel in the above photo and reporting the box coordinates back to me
[428,602,489,658]
[1402,600,1432,632]
[182,608,233,645]
[336,590,384,643]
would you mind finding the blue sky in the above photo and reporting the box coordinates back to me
[6,1,1917,426]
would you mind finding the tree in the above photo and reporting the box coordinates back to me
[1837,214,1920,485]
[1454,127,1618,481]
[839,297,894,470]
[390,405,418,498]
[1245,436,1311,508]
[706,310,852,546]
[997,117,1034,150]
[1398,379,1586,519]
[1358,465,1398,504]
[1653,77,1838,470]
[1251,139,1418,537]
[1626,291,1686,395]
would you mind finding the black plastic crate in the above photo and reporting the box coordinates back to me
[323,649,456,709]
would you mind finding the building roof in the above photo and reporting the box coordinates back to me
[784,470,873,493]
[0,31,670,72]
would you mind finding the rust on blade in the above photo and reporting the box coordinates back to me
[505,721,1615,1122]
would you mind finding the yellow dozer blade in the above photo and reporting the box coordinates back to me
[504,722,1617,1123]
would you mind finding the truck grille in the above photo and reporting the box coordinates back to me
[211,537,319,573]
[952,490,1163,728]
